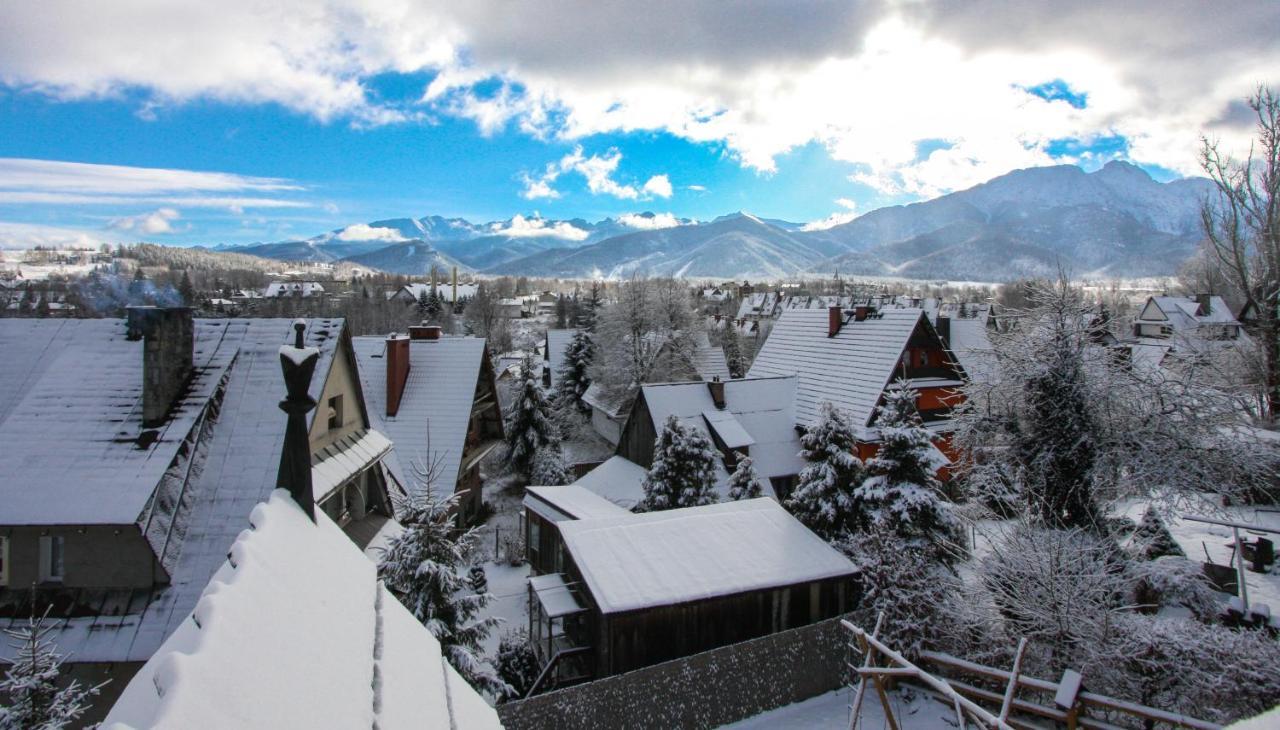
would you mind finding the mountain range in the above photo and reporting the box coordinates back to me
[222,162,1214,281]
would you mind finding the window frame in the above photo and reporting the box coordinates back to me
[327,394,344,431]
[39,535,65,583]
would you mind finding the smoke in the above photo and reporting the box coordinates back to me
[75,270,184,315]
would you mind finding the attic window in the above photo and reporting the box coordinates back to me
[328,394,344,431]
[39,535,64,583]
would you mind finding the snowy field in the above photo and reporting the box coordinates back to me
[722,687,957,729]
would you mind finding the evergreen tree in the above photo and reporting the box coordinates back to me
[555,295,568,329]
[857,382,960,564]
[415,288,432,318]
[578,282,601,331]
[494,628,539,701]
[178,270,195,306]
[722,325,746,378]
[378,487,508,696]
[0,611,101,730]
[555,329,595,412]
[531,444,570,486]
[504,359,556,481]
[726,456,763,500]
[638,415,719,512]
[787,401,863,541]
[1130,507,1185,560]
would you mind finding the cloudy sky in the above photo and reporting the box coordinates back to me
[0,0,1275,247]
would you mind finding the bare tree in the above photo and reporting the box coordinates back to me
[1199,85,1280,419]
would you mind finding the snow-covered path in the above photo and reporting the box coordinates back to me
[721,687,958,729]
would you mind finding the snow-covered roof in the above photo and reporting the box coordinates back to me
[558,498,856,614]
[524,485,630,523]
[264,281,325,297]
[0,317,348,665]
[544,329,576,390]
[395,282,478,303]
[639,376,802,483]
[311,428,394,504]
[572,455,649,509]
[1138,295,1240,329]
[941,317,994,383]
[747,308,929,431]
[582,382,629,418]
[103,491,501,730]
[691,331,731,381]
[352,335,491,498]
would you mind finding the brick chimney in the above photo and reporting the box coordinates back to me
[1196,293,1212,316]
[408,323,442,340]
[828,306,843,337]
[707,376,726,409]
[853,305,872,322]
[126,306,194,427]
[386,334,411,417]
[935,316,951,348]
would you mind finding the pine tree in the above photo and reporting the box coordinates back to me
[1130,507,1185,560]
[857,382,959,564]
[378,487,509,696]
[722,326,745,378]
[0,611,101,730]
[726,456,763,500]
[416,288,432,318]
[639,415,719,511]
[531,444,569,486]
[504,359,556,481]
[555,296,568,329]
[578,282,601,331]
[555,329,595,412]
[178,270,195,306]
[787,401,863,541]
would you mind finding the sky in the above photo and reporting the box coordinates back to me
[0,1,1276,248]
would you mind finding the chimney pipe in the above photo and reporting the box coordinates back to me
[854,305,872,322]
[386,334,411,417]
[126,306,194,428]
[1196,293,1212,315]
[828,305,843,337]
[277,319,318,522]
[935,316,951,348]
[708,376,726,409]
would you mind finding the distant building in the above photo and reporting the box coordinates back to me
[497,298,526,318]
[264,280,325,298]
[388,281,479,305]
[1133,294,1243,341]
[543,328,577,390]
[521,489,856,690]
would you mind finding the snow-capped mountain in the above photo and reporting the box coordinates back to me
[226,162,1212,280]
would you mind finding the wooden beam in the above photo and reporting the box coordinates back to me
[999,637,1028,722]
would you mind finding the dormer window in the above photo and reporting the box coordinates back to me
[328,394,344,431]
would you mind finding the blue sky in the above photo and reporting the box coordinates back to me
[0,1,1273,248]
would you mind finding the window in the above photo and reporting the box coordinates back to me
[327,394,344,431]
[0,536,8,587]
[39,535,64,583]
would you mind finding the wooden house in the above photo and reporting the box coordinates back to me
[748,305,967,470]
[521,488,856,691]
[352,325,504,523]
[0,309,400,722]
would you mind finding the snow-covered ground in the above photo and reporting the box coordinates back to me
[721,686,958,730]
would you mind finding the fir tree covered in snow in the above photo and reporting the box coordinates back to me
[378,487,508,696]
[0,611,101,730]
[1129,507,1185,560]
[726,456,763,500]
[504,358,556,482]
[530,444,569,486]
[787,401,863,541]
[857,382,959,563]
[638,415,719,511]
[555,329,595,412]
[722,326,746,379]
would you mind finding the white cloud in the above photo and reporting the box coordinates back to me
[109,207,180,234]
[617,212,684,230]
[686,184,708,192]
[0,221,125,249]
[490,213,588,241]
[801,197,860,231]
[835,198,857,211]
[335,223,407,242]
[2,2,1277,194]
[521,146,672,200]
[642,175,673,198]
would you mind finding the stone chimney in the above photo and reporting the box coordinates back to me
[126,306,194,428]
[707,376,726,409]
[828,305,843,337]
[409,323,442,340]
[386,334,411,417]
[935,316,951,348]
[1196,293,1212,316]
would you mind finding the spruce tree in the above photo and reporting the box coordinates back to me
[378,487,508,696]
[726,456,763,500]
[722,326,745,378]
[504,359,556,481]
[578,282,601,331]
[857,382,959,563]
[531,444,570,486]
[178,270,195,306]
[555,329,595,412]
[1131,507,1185,560]
[787,401,863,541]
[639,415,719,511]
[0,611,101,730]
